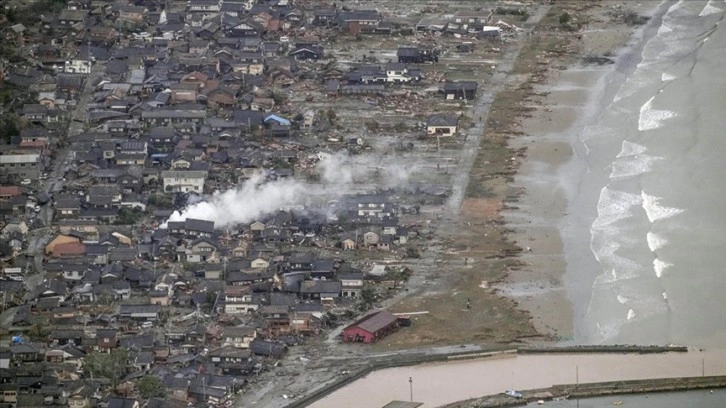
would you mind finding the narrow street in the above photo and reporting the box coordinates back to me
[23,62,106,293]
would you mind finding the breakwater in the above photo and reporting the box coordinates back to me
[284,345,693,408]
[439,375,726,408]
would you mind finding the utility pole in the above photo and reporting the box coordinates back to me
[576,365,579,386]
[409,377,413,402]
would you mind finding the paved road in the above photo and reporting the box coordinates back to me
[20,62,106,296]
[42,61,105,199]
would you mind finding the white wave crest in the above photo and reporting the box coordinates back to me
[610,154,663,179]
[616,141,648,158]
[657,22,674,35]
[627,309,636,320]
[641,191,685,222]
[699,3,722,17]
[653,258,672,278]
[646,231,668,251]
[617,295,628,304]
[592,187,642,229]
[661,72,677,81]
[639,96,677,131]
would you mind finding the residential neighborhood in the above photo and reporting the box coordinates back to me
[0,0,522,406]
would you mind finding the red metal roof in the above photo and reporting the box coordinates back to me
[348,310,398,334]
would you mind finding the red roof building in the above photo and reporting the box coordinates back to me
[0,186,23,199]
[51,242,86,258]
[342,310,400,343]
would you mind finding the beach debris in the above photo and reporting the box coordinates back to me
[505,390,523,399]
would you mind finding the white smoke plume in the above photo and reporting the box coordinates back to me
[165,152,417,229]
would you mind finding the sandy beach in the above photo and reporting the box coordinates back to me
[498,1,663,342]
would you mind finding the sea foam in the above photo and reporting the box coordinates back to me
[641,191,685,222]
[610,155,663,179]
[592,187,642,229]
[638,96,676,131]
[653,258,672,278]
[616,141,648,158]
[699,2,722,17]
[646,231,668,251]
[661,72,677,81]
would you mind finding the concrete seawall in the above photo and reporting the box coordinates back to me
[283,345,694,408]
[439,375,726,408]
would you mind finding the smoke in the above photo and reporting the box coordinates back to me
[165,152,418,229]
[166,174,311,229]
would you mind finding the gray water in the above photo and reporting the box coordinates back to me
[563,0,726,346]
[544,389,726,408]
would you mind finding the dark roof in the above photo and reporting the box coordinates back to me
[224,326,256,337]
[51,329,84,339]
[119,304,161,314]
[185,218,214,233]
[427,113,459,127]
[108,397,138,408]
[249,339,287,357]
[118,334,154,349]
[337,9,380,22]
[299,280,341,294]
[396,47,420,57]
[312,258,336,272]
[233,109,265,126]
[338,272,364,281]
[96,329,117,338]
[442,80,478,91]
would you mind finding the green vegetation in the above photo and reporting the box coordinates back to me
[359,284,376,310]
[0,115,20,144]
[559,12,571,25]
[148,194,173,209]
[84,349,129,386]
[115,207,144,225]
[1,0,68,26]
[137,375,165,398]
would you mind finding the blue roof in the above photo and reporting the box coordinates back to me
[264,114,291,126]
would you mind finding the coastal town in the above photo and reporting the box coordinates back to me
[0,0,673,407]
[0,0,533,405]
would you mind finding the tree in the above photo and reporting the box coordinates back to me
[0,240,12,257]
[148,194,173,209]
[137,375,165,398]
[558,12,571,25]
[84,349,129,386]
[359,284,376,310]
[115,207,142,225]
[0,115,20,144]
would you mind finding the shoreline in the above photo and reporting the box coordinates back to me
[497,0,667,343]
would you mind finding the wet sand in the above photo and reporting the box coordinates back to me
[311,349,726,408]
[497,1,662,342]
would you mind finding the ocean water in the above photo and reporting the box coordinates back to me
[543,389,726,408]
[564,0,726,346]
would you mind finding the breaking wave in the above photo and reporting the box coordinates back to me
[641,191,685,223]
[638,96,677,131]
